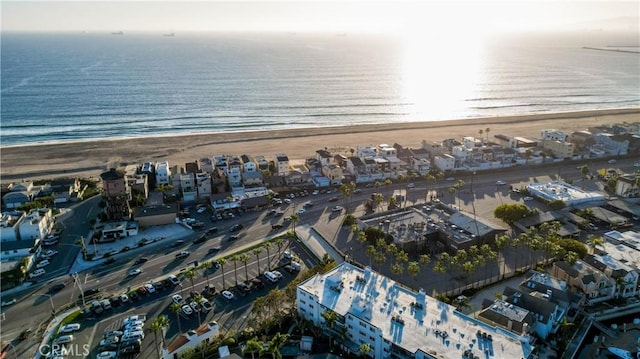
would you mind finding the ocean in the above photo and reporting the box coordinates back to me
[1,31,638,147]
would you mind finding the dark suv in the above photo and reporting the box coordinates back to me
[230,224,243,232]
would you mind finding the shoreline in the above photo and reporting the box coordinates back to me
[1,107,639,183]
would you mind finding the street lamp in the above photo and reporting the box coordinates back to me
[42,293,55,317]
[71,272,86,307]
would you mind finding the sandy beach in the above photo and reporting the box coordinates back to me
[1,108,639,183]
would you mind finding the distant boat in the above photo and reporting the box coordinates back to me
[163,33,175,37]
[607,347,633,359]
[111,31,124,35]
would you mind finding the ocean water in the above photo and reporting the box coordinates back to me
[1,31,638,147]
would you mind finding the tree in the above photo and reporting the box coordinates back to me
[358,343,373,358]
[218,257,228,289]
[149,315,169,359]
[236,252,250,282]
[170,302,183,334]
[407,261,420,289]
[321,310,339,347]
[340,182,356,212]
[264,242,273,271]
[485,127,490,141]
[231,254,241,285]
[244,337,264,359]
[366,245,376,268]
[580,165,590,179]
[253,248,263,273]
[265,332,289,359]
[184,268,197,292]
[201,261,213,287]
[290,213,299,234]
[494,203,536,224]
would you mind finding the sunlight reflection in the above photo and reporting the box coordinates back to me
[401,31,487,120]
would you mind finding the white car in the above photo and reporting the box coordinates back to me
[167,274,181,286]
[221,290,235,300]
[283,198,291,204]
[144,283,156,294]
[37,259,50,268]
[496,180,507,186]
[99,337,119,346]
[331,206,343,212]
[54,335,74,344]
[407,183,415,188]
[189,301,201,312]
[119,294,129,303]
[312,190,320,195]
[128,268,142,276]
[200,298,213,311]
[59,323,80,333]
[197,207,207,214]
[182,304,193,316]
[42,250,58,258]
[103,330,123,339]
[28,268,46,278]
[172,294,183,304]
[523,196,534,201]
[272,270,283,279]
[295,209,306,215]
[96,352,117,359]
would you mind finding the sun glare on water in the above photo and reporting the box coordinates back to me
[400,27,487,120]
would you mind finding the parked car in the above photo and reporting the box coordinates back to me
[229,235,239,241]
[331,206,343,212]
[193,234,208,244]
[200,298,213,311]
[496,180,507,186]
[59,323,81,333]
[407,183,415,188]
[229,224,243,232]
[271,224,283,230]
[208,246,221,254]
[295,209,306,215]
[167,274,181,286]
[181,304,193,316]
[171,240,185,247]
[42,249,58,259]
[206,227,218,235]
[251,278,265,289]
[28,269,46,278]
[328,196,339,202]
[237,282,251,293]
[54,335,74,345]
[102,258,117,266]
[37,259,50,268]
[221,290,235,300]
[171,294,182,304]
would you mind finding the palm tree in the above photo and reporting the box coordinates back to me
[358,343,373,358]
[201,261,213,287]
[419,254,431,267]
[366,244,376,268]
[240,253,251,282]
[384,179,393,203]
[290,213,299,235]
[184,268,196,291]
[407,261,420,289]
[485,127,490,142]
[192,294,204,324]
[478,129,484,142]
[244,337,264,359]
[253,247,263,273]
[321,310,339,347]
[264,241,273,271]
[170,302,183,334]
[274,237,285,257]
[231,254,241,285]
[149,315,169,359]
[340,182,356,212]
[356,231,367,246]
[218,257,228,289]
[266,332,289,359]
[423,173,436,202]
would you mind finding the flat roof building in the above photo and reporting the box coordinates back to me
[297,262,534,359]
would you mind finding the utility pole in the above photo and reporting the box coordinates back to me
[71,272,86,307]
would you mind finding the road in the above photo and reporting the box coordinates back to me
[1,155,637,357]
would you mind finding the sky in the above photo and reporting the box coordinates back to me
[1,1,638,34]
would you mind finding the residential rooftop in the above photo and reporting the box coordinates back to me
[298,262,534,359]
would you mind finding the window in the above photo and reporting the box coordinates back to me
[348,325,353,329]
[369,327,374,332]
[300,308,306,313]
[359,331,366,336]
[309,304,314,309]
[300,300,306,305]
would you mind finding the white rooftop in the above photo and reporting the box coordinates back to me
[299,262,533,359]
[527,181,604,206]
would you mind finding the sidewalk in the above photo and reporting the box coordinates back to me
[32,306,78,359]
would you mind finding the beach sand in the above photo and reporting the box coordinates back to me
[1,108,638,183]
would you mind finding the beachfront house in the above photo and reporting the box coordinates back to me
[275,153,290,176]
[316,149,333,167]
[196,172,212,199]
[100,168,132,221]
[155,161,172,187]
[180,173,197,202]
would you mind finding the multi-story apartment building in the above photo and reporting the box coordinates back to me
[196,172,212,199]
[297,262,534,359]
[17,208,54,241]
[180,173,197,202]
[100,168,131,221]
[0,211,24,242]
[275,153,290,176]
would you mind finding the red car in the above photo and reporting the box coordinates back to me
[329,196,339,202]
